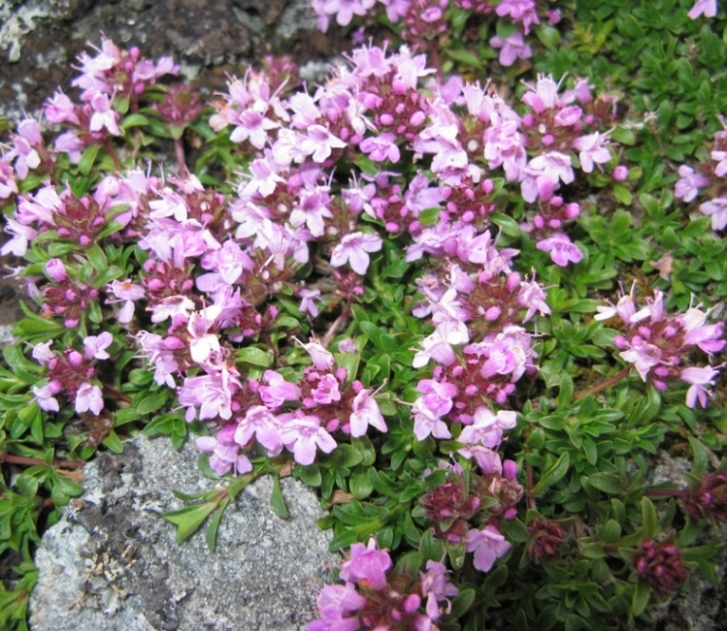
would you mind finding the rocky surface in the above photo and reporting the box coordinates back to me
[29,434,338,631]
[0,0,342,122]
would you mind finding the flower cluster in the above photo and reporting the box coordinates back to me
[42,37,178,163]
[675,121,727,230]
[634,540,689,595]
[594,286,725,407]
[310,539,458,630]
[31,333,112,416]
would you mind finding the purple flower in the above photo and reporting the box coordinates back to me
[107,279,145,323]
[688,0,717,19]
[32,380,62,413]
[339,539,392,591]
[83,332,114,360]
[260,370,303,408]
[490,30,532,66]
[675,166,709,202]
[349,388,387,437]
[536,233,583,266]
[196,425,253,476]
[75,382,104,415]
[279,412,337,465]
[360,133,401,163]
[465,525,512,572]
[330,231,383,275]
[234,405,284,456]
[699,197,727,231]
[298,288,321,317]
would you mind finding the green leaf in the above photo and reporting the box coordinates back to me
[490,212,521,237]
[102,430,124,454]
[236,347,274,368]
[641,496,658,540]
[688,437,710,477]
[350,468,373,499]
[270,475,289,520]
[631,580,651,617]
[120,113,151,129]
[136,391,168,416]
[451,588,476,618]
[444,48,483,70]
[78,145,101,175]
[532,452,570,496]
[164,502,219,543]
[85,243,108,272]
[536,24,561,49]
[206,498,230,553]
[297,463,322,487]
[587,472,623,495]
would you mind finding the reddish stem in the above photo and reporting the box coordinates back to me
[573,367,631,402]
[174,137,188,176]
[1,453,85,470]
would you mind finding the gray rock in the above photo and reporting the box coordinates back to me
[0,0,337,123]
[29,434,338,631]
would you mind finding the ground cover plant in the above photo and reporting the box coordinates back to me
[0,0,726,629]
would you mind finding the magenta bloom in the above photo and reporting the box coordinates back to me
[330,231,383,275]
[339,539,392,591]
[465,525,512,572]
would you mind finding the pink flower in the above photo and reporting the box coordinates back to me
[688,0,717,19]
[489,30,532,66]
[88,92,120,136]
[107,279,145,323]
[349,388,387,437]
[234,405,284,456]
[573,132,612,173]
[465,525,511,572]
[330,231,383,275]
[83,332,113,360]
[32,380,62,412]
[196,425,253,476]
[339,539,392,591]
[681,366,719,408]
[536,233,583,266]
[299,288,321,317]
[279,412,337,465]
[75,382,104,415]
[259,370,301,409]
[699,197,727,231]
[360,133,401,163]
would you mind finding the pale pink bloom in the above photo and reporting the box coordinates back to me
[45,258,67,283]
[178,369,239,421]
[490,30,532,66]
[32,341,56,366]
[412,331,457,368]
[688,0,717,19]
[360,133,401,163]
[88,92,120,136]
[699,197,727,230]
[620,339,663,382]
[299,125,347,163]
[496,0,539,33]
[536,233,583,266]
[279,412,337,465]
[681,366,719,408]
[412,402,452,441]
[299,339,336,371]
[83,332,113,360]
[339,539,392,590]
[299,288,321,317]
[459,407,517,449]
[188,306,222,365]
[196,425,253,476]
[32,380,62,413]
[107,279,145,323]
[75,382,104,415]
[312,374,342,405]
[522,74,561,112]
[573,132,612,173]
[458,444,503,474]
[330,231,383,275]
[234,405,284,456]
[349,388,387,437]
[260,370,302,408]
[465,525,511,572]
[149,295,196,323]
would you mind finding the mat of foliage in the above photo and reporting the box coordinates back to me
[1,1,726,630]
